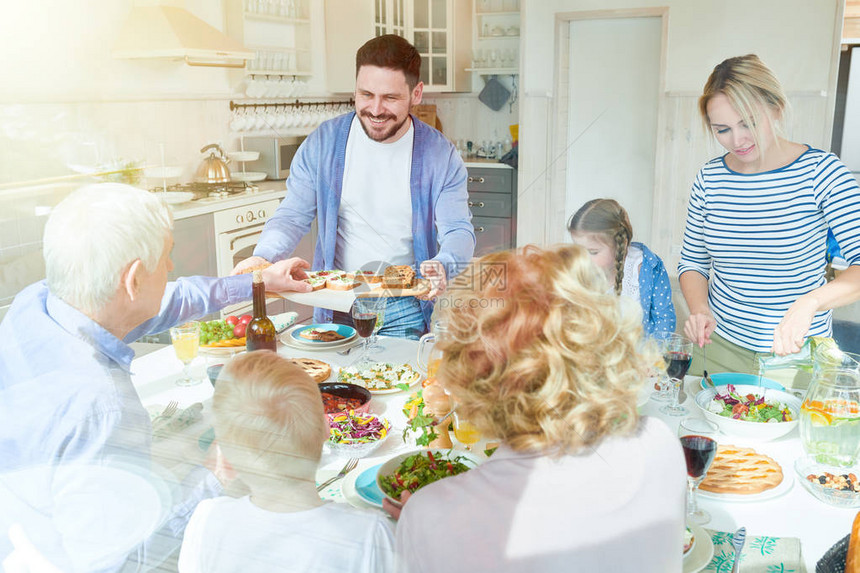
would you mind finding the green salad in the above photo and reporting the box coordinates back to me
[379,451,475,500]
[706,384,793,423]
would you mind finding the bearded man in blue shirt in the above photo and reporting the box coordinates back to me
[233,35,475,339]
[0,183,310,572]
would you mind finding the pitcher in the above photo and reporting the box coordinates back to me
[800,368,860,467]
[417,320,448,379]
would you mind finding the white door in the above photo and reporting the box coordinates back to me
[565,16,661,245]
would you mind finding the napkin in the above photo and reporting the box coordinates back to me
[704,529,806,572]
[152,403,204,441]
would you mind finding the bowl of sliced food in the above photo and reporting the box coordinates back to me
[376,449,481,507]
[794,455,860,508]
[326,411,390,458]
[695,384,800,441]
[318,382,372,415]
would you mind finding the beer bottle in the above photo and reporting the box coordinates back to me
[246,270,277,352]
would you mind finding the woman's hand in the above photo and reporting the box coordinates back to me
[382,490,411,520]
[773,295,818,355]
[684,312,716,347]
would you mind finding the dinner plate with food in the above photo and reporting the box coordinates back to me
[337,362,422,394]
[344,463,386,508]
[696,443,794,502]
[287,323,357,347]
[683,523,713,573]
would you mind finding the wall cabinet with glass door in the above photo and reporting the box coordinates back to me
[466,0,519,76]
[325,0,472,93]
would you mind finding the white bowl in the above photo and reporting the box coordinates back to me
[376,449,482,507]
[695,384,801,441]
[231,171,267,182]
[227,151,260,162]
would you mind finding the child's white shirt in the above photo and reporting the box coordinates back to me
[178,495,395,573]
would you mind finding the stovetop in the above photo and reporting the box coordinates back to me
[149,181,260,201]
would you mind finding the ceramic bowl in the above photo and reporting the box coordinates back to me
[695,384,801,441]
[376,449,482,507]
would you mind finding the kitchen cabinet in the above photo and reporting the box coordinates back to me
[325,0,472,93]
[467,0,519,76]
[466,165,516,255]
[226,0,313,78]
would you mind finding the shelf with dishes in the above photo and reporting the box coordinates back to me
[464,68,518,75]
[242,13,310,25]
[244,46,312,77]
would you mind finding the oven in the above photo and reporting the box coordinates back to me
[214,199,315,321]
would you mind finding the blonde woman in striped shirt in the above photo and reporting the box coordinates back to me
[679,54,860,380]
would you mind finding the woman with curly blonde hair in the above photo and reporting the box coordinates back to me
[389,245,686,573]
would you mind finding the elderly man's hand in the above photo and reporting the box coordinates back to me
[261,258,313,293]
[231,256,271,276]
[417,260,447,300]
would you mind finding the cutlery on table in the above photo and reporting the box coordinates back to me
[316,458,359,492]
[157,400,179,420]
[731,526,746,573]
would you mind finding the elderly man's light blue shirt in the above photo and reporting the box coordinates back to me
[0,275,251,571]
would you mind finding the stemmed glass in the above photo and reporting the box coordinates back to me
[351,298,381,368]
[452,411,481,451]
[659,333,694,416]
[678,418,719,524]
[367,299,386,355]
[170,321,200,386]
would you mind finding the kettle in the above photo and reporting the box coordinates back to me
[195,143,231,183]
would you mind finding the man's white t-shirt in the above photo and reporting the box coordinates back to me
[334,115,414,271]
[178,496,395,573]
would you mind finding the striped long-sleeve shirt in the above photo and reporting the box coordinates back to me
[678,147,860,352]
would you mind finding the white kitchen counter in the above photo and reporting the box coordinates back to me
[170,181,287,220]
[464,159,513,169]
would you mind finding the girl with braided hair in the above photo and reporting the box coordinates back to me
[568,198,676,336]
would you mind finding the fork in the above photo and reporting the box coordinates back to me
[316,458,359,492]
[731,527,747,573]
[159,400,179,420]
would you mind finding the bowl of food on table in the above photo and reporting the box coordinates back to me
[794,455,860,508]
[695,383,800,441]
[318,382,372,415]
[326,410,390,458]
[376,449,481,507]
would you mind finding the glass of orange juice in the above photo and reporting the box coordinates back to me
[170,321,201,386]
[452,411,481,451]
[800,368,860,466]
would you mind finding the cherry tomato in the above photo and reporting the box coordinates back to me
[225,315,239,326]
[239,314,253,325]
[233,323,247,338]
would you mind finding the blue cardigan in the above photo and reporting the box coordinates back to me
[254,112,476,327]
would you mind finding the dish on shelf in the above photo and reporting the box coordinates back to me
[231,171,267,182]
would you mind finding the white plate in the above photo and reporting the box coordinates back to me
[279,329,361,353]
[337,363,422,395]
[683,523,714,573]
[231,171,267,182]
[154,191,195,204]
[698,466,794,503]
[227,151,260,162]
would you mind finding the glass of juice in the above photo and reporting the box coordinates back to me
[170,321,201,386]
[452,411,481,451]
[678,417,718,524]
[800,368,860,467]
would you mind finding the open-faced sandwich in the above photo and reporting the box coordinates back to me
[351,269,383,283]
[326,274,360,291]
[299,327,347,342]
[383,265,416,289]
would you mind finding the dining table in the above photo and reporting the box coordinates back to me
[130,333,857,572]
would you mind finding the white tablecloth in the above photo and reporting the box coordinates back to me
[130,340,856,571]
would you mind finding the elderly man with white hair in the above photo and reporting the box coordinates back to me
[0,183,311,572]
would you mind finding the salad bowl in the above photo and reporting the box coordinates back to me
[376,449,483,507]
[326,411,390,458]
[695,384,801,441]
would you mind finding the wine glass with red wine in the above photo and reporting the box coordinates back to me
[678,418,719,524]
[351,298,381,368]
[659,333,694,416]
